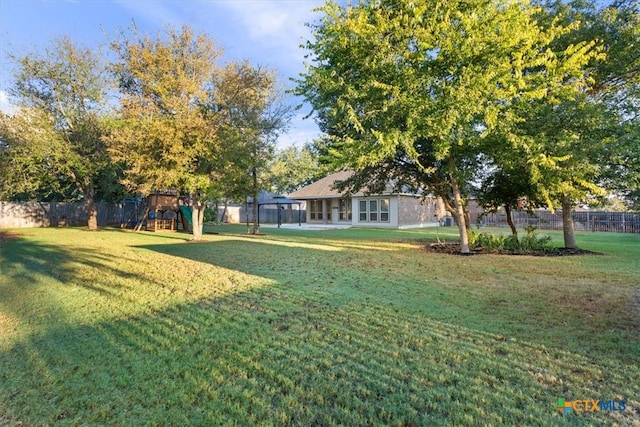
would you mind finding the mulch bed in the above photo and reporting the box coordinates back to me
[425,242,602,256]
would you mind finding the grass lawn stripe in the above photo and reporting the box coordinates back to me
[1,226,638,425]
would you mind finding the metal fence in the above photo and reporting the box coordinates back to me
[238,206,306,225]
[4,201,636,233]
[480,210,640,233]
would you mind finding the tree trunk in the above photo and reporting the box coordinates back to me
[450,176,470,254]
[561,195,578,249]
[504,204,518,238]
[191,193,205,241]
[84,182,98,231]
[221,199,228,223]
[252,167,260,235]
[464,206,472,230]
[245,198,251,234]
[252,192,259,234]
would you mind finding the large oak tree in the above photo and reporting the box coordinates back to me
[297,0,597,253]
[0,36,113,230]
[516,0,640,248]
[107,25,222,241]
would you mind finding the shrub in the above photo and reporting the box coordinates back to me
[204,206,218,223]
[469,226,555,253]
[468,230,506,251]
[519,226,554,253]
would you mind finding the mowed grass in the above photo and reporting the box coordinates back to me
[0,225,638,426]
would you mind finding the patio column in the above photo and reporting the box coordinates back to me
[322,199,328,224]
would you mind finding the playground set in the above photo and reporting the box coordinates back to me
[120,191,194,232]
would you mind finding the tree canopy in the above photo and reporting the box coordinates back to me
[107,25,223,239]
[0,36,115,230]
[297,0,600,252]
[210,61,292,233]
[519,0,640,247]
[269,144,324,195]
[106,25,292,238]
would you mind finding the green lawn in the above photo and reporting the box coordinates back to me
[1,225,638,426]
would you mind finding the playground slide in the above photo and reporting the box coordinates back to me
[179,205,204,232]
[179,205,193,225]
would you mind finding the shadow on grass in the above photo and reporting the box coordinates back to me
[2,232,639,424]
[2,287,638,426]
[0,231,178,327]
[137,238,640,350]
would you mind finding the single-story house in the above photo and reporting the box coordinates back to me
[287,170,446,229]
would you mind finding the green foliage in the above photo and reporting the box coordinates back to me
[519,226,554,252]
[469,226,555,253]
[107,25,221,197]
[269,144,324,195]
[0,36,120,228]
[204,205,218,223]
[297,0,601,253]
[209,61,293,233]
[0,108,77,201]
[107,25,229,240]
[468,229,507,251]
[211,61,293,202]
[526,0,640,244]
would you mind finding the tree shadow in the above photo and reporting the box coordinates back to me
[0,232,173,328]
[2,288,638,425]
[2,233,638,424]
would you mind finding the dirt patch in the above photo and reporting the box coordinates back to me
[0,311,17,335]
[0,231,21,243]
[425,242,602,256]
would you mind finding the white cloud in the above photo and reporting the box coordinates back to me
[209,2,325,149]
[215,0,323,69]
[220,1,319,39]
[0,90,16,115]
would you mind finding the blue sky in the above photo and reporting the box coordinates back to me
[0,0,327,148]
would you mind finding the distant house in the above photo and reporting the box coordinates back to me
[287,171,444,229]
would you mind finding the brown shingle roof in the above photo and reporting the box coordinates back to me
[287,170,353,199]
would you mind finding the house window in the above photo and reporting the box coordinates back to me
[358,198,390,223]
[380,199,389,222]
[369,200,378,221]
[309,200,321,220]
[339,198,352,221]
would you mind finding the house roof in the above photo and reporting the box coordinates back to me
[287,170,353,199]
[288,170,410,199]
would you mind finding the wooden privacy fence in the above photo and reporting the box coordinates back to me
[481,210,640,233]
[0,201,306,228]
[0,201,122,228]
